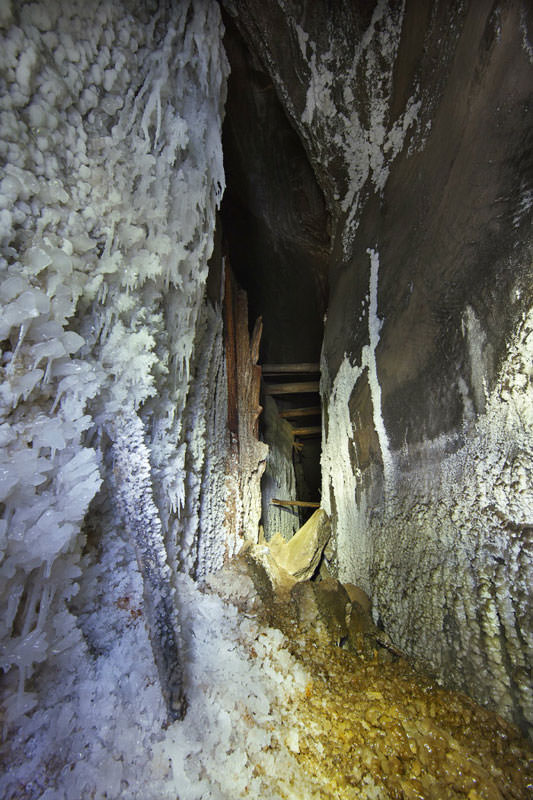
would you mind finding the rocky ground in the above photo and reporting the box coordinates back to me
[208,539,533,800]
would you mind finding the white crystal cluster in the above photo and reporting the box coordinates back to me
[0,0,228,733]
[2,543,315,799]
[152,572,314,800]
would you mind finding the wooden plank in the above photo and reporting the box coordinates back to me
[291,426,321,436]
[279,406,321,419]
[271,498,321,508]
[223,265,269,558]
[262,363,320,375]
[223,260,238,439]
[263,381,319,395]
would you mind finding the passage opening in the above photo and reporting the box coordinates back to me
[220,11,330,539]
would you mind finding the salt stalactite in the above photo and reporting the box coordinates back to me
[170,301,229,581]
[0,0,228,737]
[111,412,186,721]
[195,318,229,576]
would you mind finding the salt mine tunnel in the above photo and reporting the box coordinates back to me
[0,0,532,797]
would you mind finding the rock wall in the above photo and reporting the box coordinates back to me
[221,10,330,364]
[226,0,533,736]
[0,0,229,730]
[261,395,299,541]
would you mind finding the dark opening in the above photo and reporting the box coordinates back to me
[220,13,330,523]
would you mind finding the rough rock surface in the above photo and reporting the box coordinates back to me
[224,555,533,799]
[221,9,330,364]
[224,0,533,737]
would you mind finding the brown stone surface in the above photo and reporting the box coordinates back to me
[344,583,372,616]
[251,566,533,799]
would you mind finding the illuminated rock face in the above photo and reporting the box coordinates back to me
[0,0,229,729]
[225,0,533,736]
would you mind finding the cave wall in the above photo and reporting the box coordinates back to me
[0,0,231,737]
[225,0,533,735]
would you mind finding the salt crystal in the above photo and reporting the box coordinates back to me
[27,319,63,341]
[0,463,19,502]
[7,368,44,404]
[285,729,300,753]
[61,330,84,354]
[31,338,67,369]
[0,274,27,302]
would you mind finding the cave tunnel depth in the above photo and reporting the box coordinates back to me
[220,11,331,528]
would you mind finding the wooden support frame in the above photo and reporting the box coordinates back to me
[279,406,321,419]
[263,381,319,395]
[262,363,320,375]
[271,498,320,508]
[291,426,321,436]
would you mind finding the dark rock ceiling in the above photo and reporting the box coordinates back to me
[220,11,331,364]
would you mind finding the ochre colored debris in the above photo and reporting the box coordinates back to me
[253,584,533,800]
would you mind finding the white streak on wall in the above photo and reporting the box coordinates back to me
[365,247,393,487]
[461,304,492,414]
[321,356,365,586]
[321,248,393,589]
[293,1,421,252]
[520,7,533,64]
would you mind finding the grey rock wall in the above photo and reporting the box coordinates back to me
[225,0,533,736]
[221,11,330,364]
[261,396,299,541]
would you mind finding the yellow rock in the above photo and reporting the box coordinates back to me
[268,508,331,581]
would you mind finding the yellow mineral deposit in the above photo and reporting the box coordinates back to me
[250,571,533,800]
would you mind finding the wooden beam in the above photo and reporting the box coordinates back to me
[263,381,319,395]
[279,406,321,419]
[291,426,321,436]
[262,363,320,375]
[223,261,238,439]
[271,499,320,508]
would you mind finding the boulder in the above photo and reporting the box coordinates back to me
[343,583,372,616]
[267,508,331,581]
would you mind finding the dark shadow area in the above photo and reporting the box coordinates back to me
[220,12,331,509]
[220,11,330,365]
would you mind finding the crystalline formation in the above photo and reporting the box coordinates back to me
[0,0,227,740]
